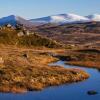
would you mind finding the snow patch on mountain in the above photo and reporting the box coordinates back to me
[86,14,100,21]
[0,13,100,27]
[50,14,89,23]
[30,13,90,25]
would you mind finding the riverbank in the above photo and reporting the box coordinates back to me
[0,45,89,93]
[57,48,100,69]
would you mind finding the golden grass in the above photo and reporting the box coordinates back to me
[67,61,100,69]
[0,45,89,93]
[65,49,100,69]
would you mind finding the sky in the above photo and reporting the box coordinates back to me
[0,0,100,19]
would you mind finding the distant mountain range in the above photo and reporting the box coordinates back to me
[0,13,100,26]
[30,13,100,25]
[30,14,89,25]
[0,15,34,27]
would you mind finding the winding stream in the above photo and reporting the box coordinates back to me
[0,61,100,100]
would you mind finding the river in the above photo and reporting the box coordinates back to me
[0,61,100,100]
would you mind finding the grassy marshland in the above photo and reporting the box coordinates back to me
[0,46,89,93]
[0,26,89,93]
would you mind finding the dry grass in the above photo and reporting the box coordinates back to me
[67,61,100,69]
[0,45,89,93]
[65,49,100,69]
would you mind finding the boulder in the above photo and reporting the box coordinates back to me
[87,90,98,95]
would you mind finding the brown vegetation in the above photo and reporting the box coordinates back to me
[65,49,100,69]
[0,27,62,48]
[0,24,94,93]
[36,22,100,49]
[0,46,89,93]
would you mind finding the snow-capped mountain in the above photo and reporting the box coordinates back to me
[86,14,100,21]
[0,13,100,27]
[30,13,90,25]
[0,15,34,27]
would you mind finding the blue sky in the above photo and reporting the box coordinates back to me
[0,0,100,19]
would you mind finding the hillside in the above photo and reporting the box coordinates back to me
[0,24,90,94]
[0,25,62,48]
[36,21,100,48]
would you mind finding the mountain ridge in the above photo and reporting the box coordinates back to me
[0,15,35,27]
[30,13,100,25]
[0,13,100,27]
[30,13,90,25]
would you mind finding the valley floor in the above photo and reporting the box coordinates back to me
[0,45,89,93]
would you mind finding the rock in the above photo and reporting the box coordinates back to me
[6,24,12,28]
[17,31,24,37]
[87,90,98,95]
[0,57,4,64]
[22,54,28,58]
[25,30,30,36]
